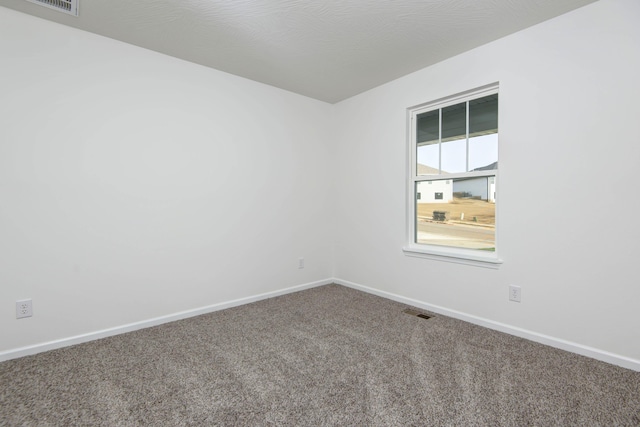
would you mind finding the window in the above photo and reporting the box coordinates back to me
[404,83,501,266]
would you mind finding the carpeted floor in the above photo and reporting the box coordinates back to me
[1,284,639,426]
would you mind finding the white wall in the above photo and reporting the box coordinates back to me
[0,8,334,353]
[333,0,640,362]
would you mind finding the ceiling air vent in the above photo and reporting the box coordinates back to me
[25,0,78,16]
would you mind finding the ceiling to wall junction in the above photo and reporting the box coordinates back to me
[0,0,598,103]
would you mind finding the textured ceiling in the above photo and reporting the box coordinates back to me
[0,0,598,103]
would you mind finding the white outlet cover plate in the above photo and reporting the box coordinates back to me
[16,299,33,318]
[509,285,521,303]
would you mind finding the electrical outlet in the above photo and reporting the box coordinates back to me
[298,257,305,269]
[16,299,33,319]
[509,285,521,303]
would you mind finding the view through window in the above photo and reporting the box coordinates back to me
[410,86,498,252]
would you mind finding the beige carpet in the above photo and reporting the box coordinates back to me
[1,284,639,426]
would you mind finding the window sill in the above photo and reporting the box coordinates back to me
[402,244,502,269]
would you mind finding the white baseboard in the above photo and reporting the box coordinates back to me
[4,277,638,372]
[333,278,640,372]
[0,278,332,363]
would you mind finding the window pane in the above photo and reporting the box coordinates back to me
[469,133,498,171]
[417,143,439,175]
[441,102,467,173]
[469,94,498,137]
[416,109,440,175]
[416,109,439,144]
[441,137,466,173]
[415,177,495,250]
[442,102,466,141]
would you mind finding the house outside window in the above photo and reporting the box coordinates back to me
[404,83,501,266]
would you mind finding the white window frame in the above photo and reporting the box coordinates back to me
[403,83,502,268]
